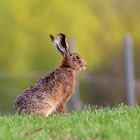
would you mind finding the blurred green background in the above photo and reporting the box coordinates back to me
[0,0,140,112]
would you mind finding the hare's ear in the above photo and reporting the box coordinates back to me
[50,34,64,55]
[58,33,69,53]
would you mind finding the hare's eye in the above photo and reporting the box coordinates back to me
[75,55,80,59]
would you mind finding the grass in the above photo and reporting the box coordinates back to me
[0,105,140,140]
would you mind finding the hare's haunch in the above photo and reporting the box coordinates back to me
[13,33,86,117]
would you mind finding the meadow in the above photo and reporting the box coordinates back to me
[0,105,140,140]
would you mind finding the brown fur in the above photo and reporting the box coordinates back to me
[14,67,75,117]
[13,33,86,117]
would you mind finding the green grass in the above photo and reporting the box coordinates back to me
[0,105,140,140]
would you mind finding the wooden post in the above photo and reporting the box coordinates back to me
[124,35,136,106]
[69,39,82,111]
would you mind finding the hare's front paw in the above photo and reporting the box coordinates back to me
[57,104,64,115]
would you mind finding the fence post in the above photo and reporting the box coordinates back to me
[69,39,82,111]
[124,35,136,106]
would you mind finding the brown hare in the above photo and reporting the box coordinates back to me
[13,33,86,117]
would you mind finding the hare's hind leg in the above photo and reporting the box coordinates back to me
[44,106,58,117]
[57,104,64,115]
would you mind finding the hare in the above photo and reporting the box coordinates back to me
[13,33,86,117]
